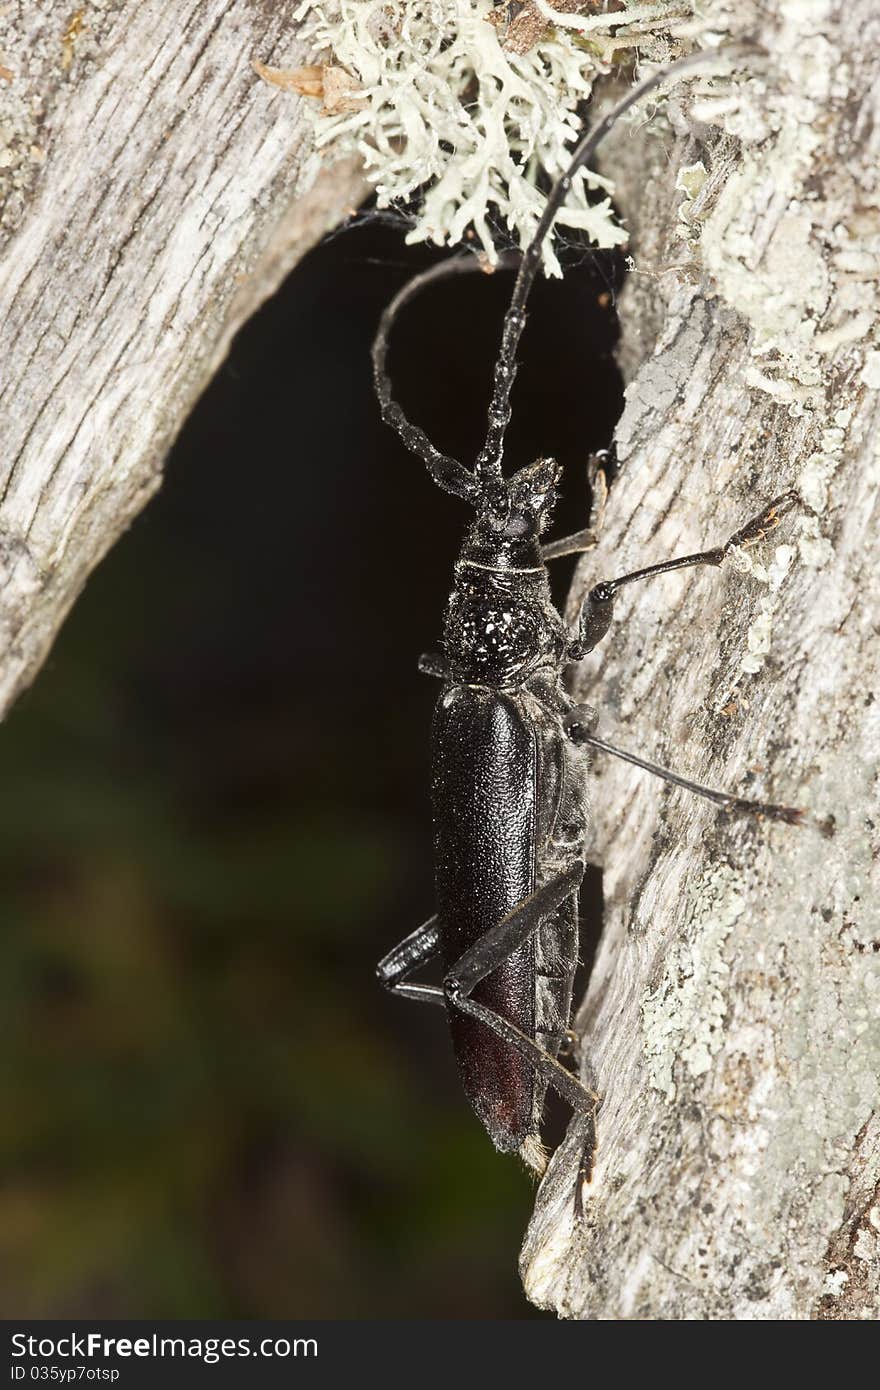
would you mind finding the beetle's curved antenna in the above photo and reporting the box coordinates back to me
[373,256,509,503]
[372,46,753,504]
[474,47,752,483]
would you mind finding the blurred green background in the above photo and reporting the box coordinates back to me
[0,224,621,1318]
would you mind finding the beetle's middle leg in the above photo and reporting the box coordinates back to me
[564,719,812,828]
[443,863,600,1130]
[568,490,798,657]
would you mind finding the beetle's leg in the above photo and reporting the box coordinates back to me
[567,491,798,658]
[417,650,450,679]
[382,886,601,1190]
[541,455,609,561]
[540,524,599,562]
[565,720,827,830]
[443,864,600,1120]
[376,916,446,1007]
[574,1113,599,1221]
[558,1026,581,1062]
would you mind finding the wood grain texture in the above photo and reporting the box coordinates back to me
[0,0,366,712]
[521,0,880,1320]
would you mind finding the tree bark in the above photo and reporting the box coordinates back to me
[0,0,366,714]
[521,1,880,1320]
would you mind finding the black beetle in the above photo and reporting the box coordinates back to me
[373,52,804,1195]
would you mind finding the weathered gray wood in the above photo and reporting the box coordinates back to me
[522,1,880,1320]
[0,0,366,712]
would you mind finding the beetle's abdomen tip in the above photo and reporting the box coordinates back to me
[470,1086,534,1160]
[518,1133,549,1177]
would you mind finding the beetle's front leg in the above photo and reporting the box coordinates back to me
[443,864,600,1141]
[541,455,609,562]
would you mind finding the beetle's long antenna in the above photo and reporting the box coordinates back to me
[474,46,752,486]
[373,47,752,504]
[373,257,498,502]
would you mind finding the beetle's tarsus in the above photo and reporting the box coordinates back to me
[418,650,449,679]
[724,488,799,552]
[573,1109,598,1223]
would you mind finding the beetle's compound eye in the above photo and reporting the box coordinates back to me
[506,457,561,534]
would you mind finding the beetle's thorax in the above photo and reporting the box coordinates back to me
[442,526,565,687]
[438,457,567,686]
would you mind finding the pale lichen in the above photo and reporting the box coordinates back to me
[735,543,795,676]
[861,351,880,391]
[642,864,747,1101]
[289,0,694,272]
[695,3,879,418]
[716,408,849,697]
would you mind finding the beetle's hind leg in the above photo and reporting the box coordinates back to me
[377,881,601,1193]
[376,916,446,1007]
[443,864,600,1160]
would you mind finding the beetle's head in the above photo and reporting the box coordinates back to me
[479,457,562,541]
